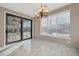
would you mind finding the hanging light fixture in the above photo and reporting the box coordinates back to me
[35,4,48,18]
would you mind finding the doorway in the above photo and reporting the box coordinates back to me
[6,13,32,44]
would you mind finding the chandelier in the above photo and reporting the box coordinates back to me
[35,4,48,18]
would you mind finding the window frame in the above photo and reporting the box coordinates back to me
[40,10,71,39]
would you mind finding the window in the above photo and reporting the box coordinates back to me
[40,10,70,38]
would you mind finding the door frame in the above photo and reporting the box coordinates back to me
[6,13,32,44]
[21,18,32,40]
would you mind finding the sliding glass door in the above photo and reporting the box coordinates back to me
[22,19,32,40]
[6,13,32,44]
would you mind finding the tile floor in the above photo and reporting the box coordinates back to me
[6,39,79,56]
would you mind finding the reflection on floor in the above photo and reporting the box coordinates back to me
[0,39,79,56]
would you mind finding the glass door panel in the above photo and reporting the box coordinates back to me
[6,14,21,44]
[22,19,32,40]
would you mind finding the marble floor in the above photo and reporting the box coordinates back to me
[0,39,79,56]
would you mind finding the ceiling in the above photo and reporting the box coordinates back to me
[0,3,71,17]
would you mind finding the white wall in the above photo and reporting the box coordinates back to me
[0,7,5,47]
